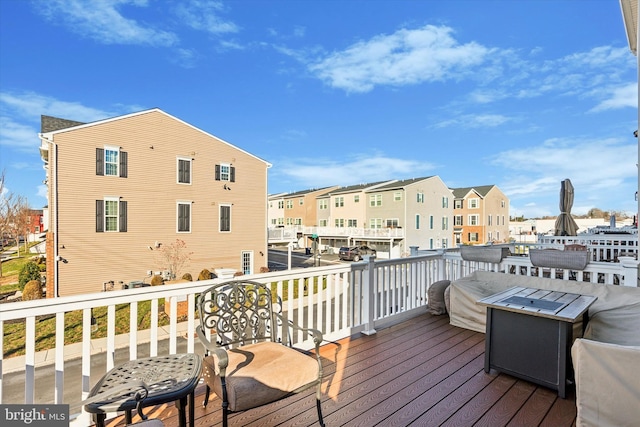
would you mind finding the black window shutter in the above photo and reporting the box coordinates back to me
[120,151,128,178]
[230,166,235,182]
[119,201,127,232]
[184,160,191,183]
[96,200,104,232]
[215,164,220,181]
[96,148,104,176]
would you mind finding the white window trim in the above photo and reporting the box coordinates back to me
[469,198,480,209]
[104,196,119,232]
[219,163,232,181]
[177,201,192,233]
[219,203,232,233]
[468,214,479,226]
[177,157,192,185]
[104,145,120,177]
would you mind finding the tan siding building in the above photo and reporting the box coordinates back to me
[40,109,270,297]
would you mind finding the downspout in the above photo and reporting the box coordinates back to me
[39,133,58,297]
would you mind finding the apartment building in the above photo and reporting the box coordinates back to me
[451,185,510,245]
[365,177,453,257]
[39,109,270,297]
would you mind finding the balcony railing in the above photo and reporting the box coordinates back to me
[1,250,638,425]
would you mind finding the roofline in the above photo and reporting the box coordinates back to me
[39,108,272,167]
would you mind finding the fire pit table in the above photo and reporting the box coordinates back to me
[478,287,596,398]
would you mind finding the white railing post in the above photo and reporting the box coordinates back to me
[619,256,640,287]
[361,255,377,335]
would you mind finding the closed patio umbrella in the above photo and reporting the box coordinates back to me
[554,179,579,236]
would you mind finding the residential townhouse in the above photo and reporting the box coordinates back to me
[451,185,510,245]
[39,109,271,297]
[365,176,453,257]
[282,187,338,227]
[268,176,456,257]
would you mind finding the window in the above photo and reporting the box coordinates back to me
[335,196,344,207]
[220,204,231,232]
[416,214,420,229]
[369,218,382,229]
[417,192,424,203]
[429,239,434,249]
[469,198,479,209]
[299,198,304,206]
[442,216,448,230]
[454,215,463,226]
[335,218,344,227]
[241,251,252,275]
[469,214,479,226]
[319,199,328,209]
[177,158,191,184]
[347,219,358,227]
[488,232,493,242]
[277,218,284,226]
[442,238,448,248]
[96,198,127,232]
[369,194,382,207]
[385,218,399,228]
[454,200,463,209]
[177,202,191,232]
[501,200,506,208]
[394,192,402,201]
[488,215,493,226]
[429,215,434,229]
[469,232,479,242]
[354,195,360,203]
[286,200,293,209]
[319,219,328,227]
[442,196,449,208]
[294,218,302,225]
[215,163,235,182]
[96,147,127,178]
[278,200,284,209]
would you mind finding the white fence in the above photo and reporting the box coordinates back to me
[1,251,637,425]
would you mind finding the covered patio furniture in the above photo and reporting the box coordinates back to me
[196,279,325,427]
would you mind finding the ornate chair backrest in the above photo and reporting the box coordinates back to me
[198,280,280,348]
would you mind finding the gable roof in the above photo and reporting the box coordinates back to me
[368,176,436,192]
[39,108,271,167]
[325,180,396,196]
[451,185,496,199]
[281,186,337,199]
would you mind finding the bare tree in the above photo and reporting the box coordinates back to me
[155,239,193,280]
[13,196,31,256]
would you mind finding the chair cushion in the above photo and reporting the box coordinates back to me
[427,280,450,315]
[202,341,320,412]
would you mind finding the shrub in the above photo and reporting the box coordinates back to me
[22,280,43,301]
[197,269,211,281]
[150,274,164,286]
[181,273,193,281]
[18,261,41,291]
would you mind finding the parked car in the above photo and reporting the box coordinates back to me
[338,245,376,262]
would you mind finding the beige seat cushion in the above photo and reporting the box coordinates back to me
[203,341,319,412]
[427,280,450,315]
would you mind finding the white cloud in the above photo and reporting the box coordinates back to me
[174,0,239,34]
[434,113,511,129]
[272,155,437,191]
[308,25,490,93]
[0,92,116,122]
[35,0,178,46]
[0,117,37,152]
[590,82,638,112]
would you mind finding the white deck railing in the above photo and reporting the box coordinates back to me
[1,251,637,424]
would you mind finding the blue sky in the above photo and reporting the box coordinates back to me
[0,0,637,219]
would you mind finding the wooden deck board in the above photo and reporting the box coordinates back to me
[102,312,576,427]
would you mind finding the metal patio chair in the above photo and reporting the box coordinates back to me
[196,279,325,427]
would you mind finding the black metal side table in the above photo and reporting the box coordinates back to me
[85,353,202,427]
[478,287,596,398]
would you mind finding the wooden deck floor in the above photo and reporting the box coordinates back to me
[104,313,577,427]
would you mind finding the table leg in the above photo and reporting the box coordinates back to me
[125,409,133,425]
[96,413,106,427]
[189,391,195,426]
[176,397,187,427]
